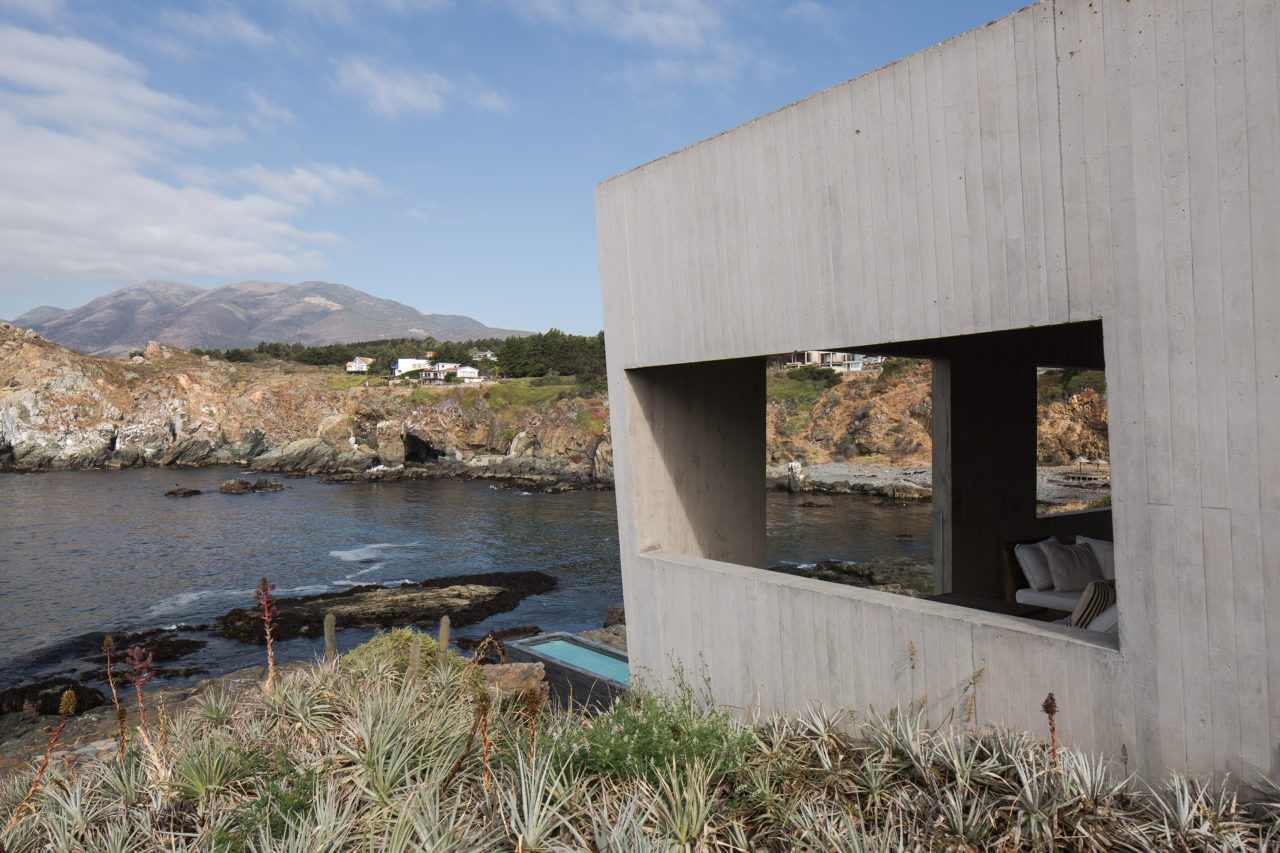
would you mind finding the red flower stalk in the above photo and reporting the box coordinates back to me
[1042,692,1059,768]
[256,578,277,685]
[7,690,76,831]
[125,646,153,733]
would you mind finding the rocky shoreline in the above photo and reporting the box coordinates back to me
[0,570,559,745]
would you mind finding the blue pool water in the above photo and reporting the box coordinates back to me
[527,638,630,685]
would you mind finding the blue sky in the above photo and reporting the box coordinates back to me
[0,0,1029,336]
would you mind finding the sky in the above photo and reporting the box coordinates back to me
[0,0,1031,336]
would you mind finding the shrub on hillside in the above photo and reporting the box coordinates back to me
[786,365,841,387]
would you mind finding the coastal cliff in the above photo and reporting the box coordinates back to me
[0,323,611,487]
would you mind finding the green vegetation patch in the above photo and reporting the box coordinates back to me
[767,370,839,409]
[875,357,925,387]
[552,686,752,785]
[1038,367,1107,404]
[574,407,608,436]
[485,379,567,412]
[341,626,464,675]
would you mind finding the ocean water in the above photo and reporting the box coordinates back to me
[0,467,931,690]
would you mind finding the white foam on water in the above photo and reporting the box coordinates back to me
[329,546,382,562]
[329,542,422,563]
[278,584,330,597]
[147,588,253,616]
[343,563,384,580]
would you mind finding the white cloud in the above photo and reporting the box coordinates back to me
[782,1,832,24]
[247,90,295,128]
[233,164,380,206]
[0,25,376,290]
[615,40,746,89]
[0,0,62,20]
[287,0,451,25]
[334,55,451,117]
[508,0,724,52]
[333,55,509,118]
[499,0,775,94]
[161,4,275,49]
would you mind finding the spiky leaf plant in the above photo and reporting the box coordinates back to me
[193,688,237,729]
[647,756,718,851]
[496,748,584,851]
[585,790,664,853]
[379,788,497,853]
[169,735,248,815]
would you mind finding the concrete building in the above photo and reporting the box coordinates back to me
[596,0,1280,782]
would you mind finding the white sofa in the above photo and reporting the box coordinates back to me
[1007,535,1117,634]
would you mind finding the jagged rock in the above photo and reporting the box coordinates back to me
[219,477,283,494]
[157,437,219,467]
[215,571,558,644]
[786,460,808,493]
[604,605,625,627]
[224,428,266,460]
[164,486,201,497]
[577,624,627,651]
[593,441,613,482]
[479,662,549,704]
[0,680,103,716]
[376,420,405,467]
[250,436,374,474]
[509,430,534,457]
[884,480,930,500]
[318,415,357,450]
[454,626,543,651]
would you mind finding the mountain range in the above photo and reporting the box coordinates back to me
[10,280,528,356]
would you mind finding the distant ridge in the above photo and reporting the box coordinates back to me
[12,280,529,356]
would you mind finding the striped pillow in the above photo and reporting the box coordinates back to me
[1068,579,1117,629]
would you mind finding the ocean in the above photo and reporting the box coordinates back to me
[0,466,932,691]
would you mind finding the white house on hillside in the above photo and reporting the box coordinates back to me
[345,356,373,374]
[784,351,862,372]
[393,358,433,377]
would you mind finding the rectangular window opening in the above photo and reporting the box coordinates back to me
[762,350,935,600]
[1035,366,1111,516]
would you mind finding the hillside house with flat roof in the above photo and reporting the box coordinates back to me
[596,0,1280,782]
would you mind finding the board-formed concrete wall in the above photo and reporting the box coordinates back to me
[597,0,1280,782]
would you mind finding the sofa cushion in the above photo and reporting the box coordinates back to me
[1014,587,1083,610]
[1040,540,1104,592]
[1077,536,1115,580]
[1068,579,1117,628]
[1014,536,1060,591]
[1087,603,1119,633]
